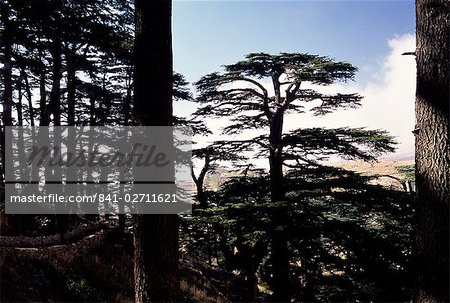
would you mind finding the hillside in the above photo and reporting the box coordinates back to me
[203,160,415,192]
[332,160,414,190]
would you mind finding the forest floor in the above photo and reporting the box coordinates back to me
[0,160,413,302]
[0,223,241,302]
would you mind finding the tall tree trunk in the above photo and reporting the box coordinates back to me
[39,52,47,125]
[133,0,179,302]
[16,77,23,126]
[1,2,13,228]
[89,97,96,125]
[65,46,78,241]
[16,76,25,180]
[22,70,35,126]
[414,0,449,302]
[191,154,210,208]
[123,66,133,125]
[66,48,76,126]
[42,37,62,126]
[1,2,13,128]
[269,109,290,302]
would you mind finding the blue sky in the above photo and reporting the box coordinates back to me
[172,1,417,161]
[173,1,415,85]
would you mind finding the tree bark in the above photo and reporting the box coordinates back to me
[42,37,62,126]
[1,2,13,229]
[66,47,76,126]
[38,39,47,126]
[21,70,35,126]
[133,0,179,302]
[16,77,23,126]
[191,154,210,208]
[1,2,13,128]
[414,1,449,302]
[269,108,290,302]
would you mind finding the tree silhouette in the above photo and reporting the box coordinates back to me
[133,0,179,301]
[194,52,395,301]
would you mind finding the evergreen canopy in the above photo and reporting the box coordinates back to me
[194,52,395,164]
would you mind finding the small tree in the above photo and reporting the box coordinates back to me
[194,52,395,301]
[184,162,413,301]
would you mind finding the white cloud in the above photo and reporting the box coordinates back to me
[194,33,417,162]
[283,33,416,160]
[294,33,417,160]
